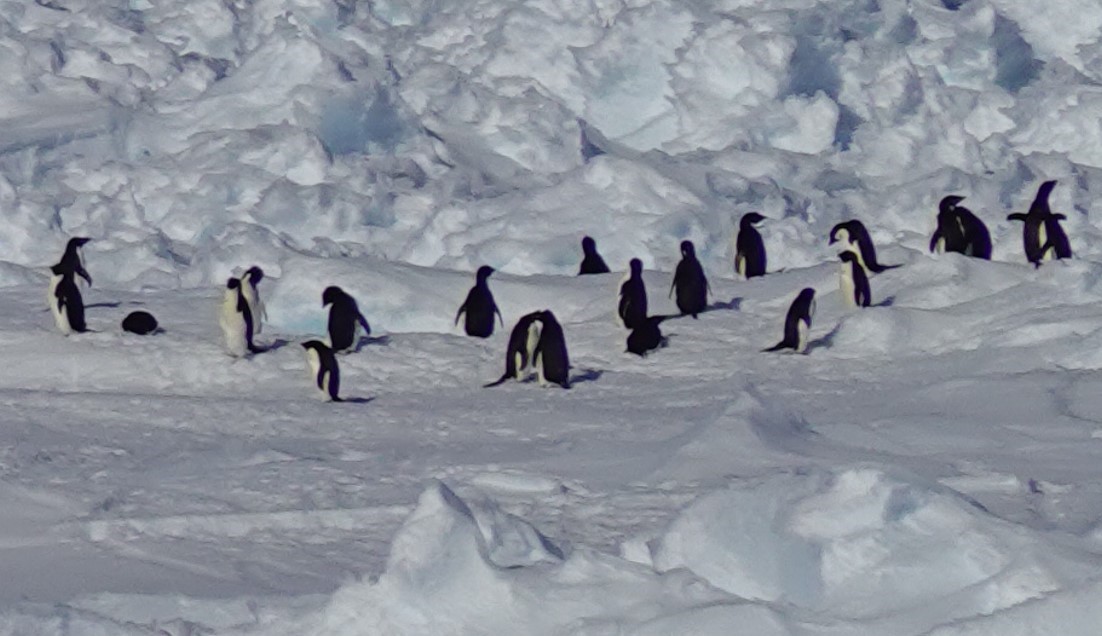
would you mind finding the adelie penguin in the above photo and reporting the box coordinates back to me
[1007,180,1071,267]
[47,237,92,335]
[323,286,371,353]
[626,315,668,357]
[828,220,900,273]
[734,212,767,279]
[122,311,160,335]
[930,196,991,260]
[485,311,543,387]
[220,277,259,357]
[838,252,871,308]
[577,236,610,275]
[455,265,503,338]
[241,266,268,334]
[617,258,647,329]
[670,240,709,318]
[302,340,342,401]
[764,288,815,353]
[532,310,570,389]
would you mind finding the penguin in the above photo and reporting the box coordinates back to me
[670,240,709,318]
[734,212,767,279]
[578,236,611,275]
[49,264,88,335]
[240,266,267,334]
[57,237,93,287]
[484,311,542,387]
[930,196,991,260]
[764,288,815,353]
[626,315,668,357]
[121,311,159,335]
[1009,180,1071,266]
[617,258,648,329]
[532,310,570,389]
[455,265,503,338]
[322,286,371,353]
[838,252,871,308]
[828,220,900,273]
[302,340,342,401]
[220,277,257,357]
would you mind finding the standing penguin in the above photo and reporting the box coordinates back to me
[322,286,371,353]
[485,311,543,387]
[532,310,570,389]
[220,277,257,357]
[735,212,767,279]
[764,288,816,353]
[670,240,709,318]
[578,236,611,275]
[617,258,648,329]
[455,265,503,338]
[49,264,88,335]
[838,252,871,308]
[240,266,267,334]
[828,220,900,273]
[302,340,342,401]
[1008,180,1071,266]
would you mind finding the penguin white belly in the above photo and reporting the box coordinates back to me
[516,323,541,380]
[736,253,746,278]
[1038,223,1053,261]
[796,318,809,353]
[47,274,71,335]
[934,237,945,254]
[839,265,857,309]
[219,292,247,357]
[305,347,321,385]
[847,242,866,270]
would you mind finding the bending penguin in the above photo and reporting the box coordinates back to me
[764,288,815,353]
[302,340,342,401]
[627,315,668,357]
[930,196,991,260]
[670,240,709,318]
[617,258,648,329]
[839,252,871,308]
[220,277,259,357]
[485,311,543,387]
[734,212,767,279]
[1008,180,1071,266]
[323,286,371,353]
[241,266,268,334]
[533,310,570,389]
[828,220,900,273]
[122,311,160,335]
[455,265,503,338]
[578,236,611,275]
[47,237,92,335]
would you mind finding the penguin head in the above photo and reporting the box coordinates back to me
[301,339,329,353]
[1030,180,1058,215]
[244,266,264,284]
[939,195,965,212]
[476,265,495,282]
[679,240,696,258]
[581,236,597,254]
[797,287,816,303]
[226,277,241,290]
[67,237,91,250]
[629,258,643,276]
[322,286,343,307]
[828,223,850,245]
[741,212,766,228]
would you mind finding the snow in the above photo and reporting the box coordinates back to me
[5,0,1102,634]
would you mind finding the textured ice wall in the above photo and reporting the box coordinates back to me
[2,0,1101,294]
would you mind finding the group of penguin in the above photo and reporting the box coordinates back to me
[44,179,1073,401]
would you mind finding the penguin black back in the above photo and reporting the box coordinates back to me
[533,310,570,389]
[735,212,767,279]
[578,236,611,275]
[671,240,708,318]
[956,204,992,260]
[302,340,341,401]
[455,265,502,338]
[50,263,88,334]
[764,288,815,352]
[323,286,371,353]
[122,311,159,335]
[58,237,93,286]
[485,311,543,387]
[1033,180,1071,261]
[627,315,668,357]
[617,258,648,330]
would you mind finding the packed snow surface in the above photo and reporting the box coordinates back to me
[5,0,1102,633]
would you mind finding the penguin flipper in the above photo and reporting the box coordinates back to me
[928,229,942,253]
[483,373,511,388]
[1007,213,1028,222]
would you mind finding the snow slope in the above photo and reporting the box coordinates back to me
[5,0,1102,634]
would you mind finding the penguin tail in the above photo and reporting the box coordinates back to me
[483,374,510,388]
[762,341,788,353]
[331,396,344,403]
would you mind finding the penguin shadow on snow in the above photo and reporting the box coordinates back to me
[85,301,122,309]
[255,338,291,353]
[350,335,390,352]
[569,369,603,385]
[805,323,842,353]
[707,296,742,313]
[874,295,895,308]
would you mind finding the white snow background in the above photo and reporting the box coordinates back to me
[4,0,1102,633]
